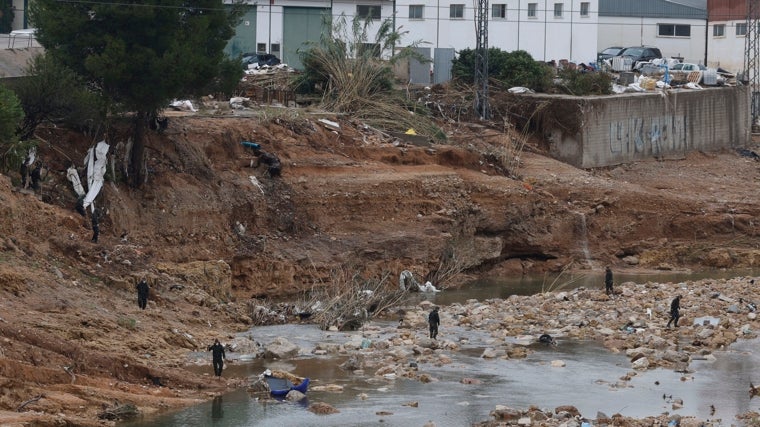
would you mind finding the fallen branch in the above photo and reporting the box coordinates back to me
[17,394,43,412]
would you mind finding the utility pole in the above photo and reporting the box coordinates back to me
[474,0,489,119]
[744,0,760,130]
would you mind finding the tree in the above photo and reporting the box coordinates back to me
[30,0,245,187]
[452,48,553,92]
[9,54,106,140]
[0,86,27,172]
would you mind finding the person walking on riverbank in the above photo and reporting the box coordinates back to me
[605,266,614,295]
[136,278,149,310]
[208,339,226,377]
[428,307,440,339]
[667,295,682,328]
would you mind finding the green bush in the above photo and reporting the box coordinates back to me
[556,68,613,95]
[0,86,27,174]
[452,48,553,92]
[8,54,106,139]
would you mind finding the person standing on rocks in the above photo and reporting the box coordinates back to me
[667,295,682,328]
[428,306,440,339]
[136,278,149,310]
[605,266,614,295]
[208,338,226,377]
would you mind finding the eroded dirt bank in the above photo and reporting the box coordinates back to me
[1,112,759,425]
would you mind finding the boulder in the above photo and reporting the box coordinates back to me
[263,337,299,359]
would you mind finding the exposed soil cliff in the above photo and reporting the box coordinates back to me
[0,110,758,425]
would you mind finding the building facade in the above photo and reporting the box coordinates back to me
[706,0,749,72]
[227,0,599,71]
[597,0,707,65]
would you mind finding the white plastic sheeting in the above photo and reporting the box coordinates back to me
[82,141,110,212]
[66,167,85,197]
[24,147,36,167]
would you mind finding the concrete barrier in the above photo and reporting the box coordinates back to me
[528,86,751,168]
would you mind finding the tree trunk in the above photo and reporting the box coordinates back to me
[129,111,146,188]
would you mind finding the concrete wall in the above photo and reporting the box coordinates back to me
[539,86,750,168]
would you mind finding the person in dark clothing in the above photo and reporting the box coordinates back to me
[91,208,101,243]
[604,266,614,295]
[75,196,86,217]
[20,162,29,188]
[136,278,149,310]
[208,339,226,377]
[30,163,42,191]
[428,306,440,339]
[666,295,682,328]
[253,148,282,177]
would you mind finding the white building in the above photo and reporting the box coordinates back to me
[597,0,707,64]
[227,0,599,71]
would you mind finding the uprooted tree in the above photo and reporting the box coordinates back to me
[30,0,246,187]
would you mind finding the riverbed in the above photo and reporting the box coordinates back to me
[122,271,760,426]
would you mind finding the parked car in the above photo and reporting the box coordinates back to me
[597,46,624,61]
[615,46,662,70]
[242,53,281,69]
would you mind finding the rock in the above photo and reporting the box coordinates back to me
[550,360,566,367]
[285,390,306,401]
[491,405,521,421]
[727,304,741,313]
[632,357,650,370]
[418,373,436,383]
[308,402,340,415]
[517,417,532,425]
[263,337,299,359]
[622,255,639,265]
[481,348,499,359]
[461,378,482,385]
[554,405,580,417]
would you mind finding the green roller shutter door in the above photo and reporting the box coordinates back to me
[283,7,329,70]
[225,9,258,58]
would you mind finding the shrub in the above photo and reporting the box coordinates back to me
[556,68,613,95]
[452,48,553,92]
[0,86,28,173]
[8,54,107,139]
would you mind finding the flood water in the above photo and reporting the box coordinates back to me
[122,270,760,426]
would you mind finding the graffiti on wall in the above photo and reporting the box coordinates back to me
[609,115,687,156]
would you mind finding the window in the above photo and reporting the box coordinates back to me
[737,23,747,36]
[450,4,464,19]
[409,5,423,19]
[527,3,537,18]
[492,4,506,19]
[554,3,563,18]
[256,43,266,53]
[713,24,725,37]
[357,5,381,20]
[580,2,589,17]
[270,43,280,55]
[658,24,691,37]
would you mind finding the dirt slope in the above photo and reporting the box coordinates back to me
[0,111,759,425]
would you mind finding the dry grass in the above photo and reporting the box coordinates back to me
[297,13,444,141]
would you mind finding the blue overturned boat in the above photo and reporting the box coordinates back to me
[262,370,310,397]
